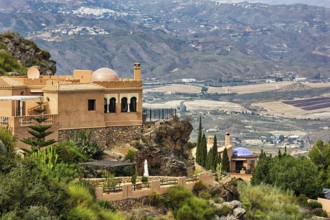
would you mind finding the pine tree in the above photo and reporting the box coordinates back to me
[196,115,203,165]
[222,146,230,172]
[22,101,56,151]
[201,134,207,166]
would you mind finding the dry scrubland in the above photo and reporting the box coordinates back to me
[209,82,330,94]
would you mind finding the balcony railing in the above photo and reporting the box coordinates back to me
[0,116,9,126]
[0,114,58,128]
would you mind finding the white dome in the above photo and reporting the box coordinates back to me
[91,68,120,82]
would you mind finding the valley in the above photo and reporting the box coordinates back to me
[143,81,330,156]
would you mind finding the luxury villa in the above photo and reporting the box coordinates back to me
[0,63,143,148]
[207,133,258,173]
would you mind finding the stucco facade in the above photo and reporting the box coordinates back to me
[0,63,143,148]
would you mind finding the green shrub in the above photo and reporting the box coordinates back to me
[148,191,162,206]
[165,185,194,210]
[132,141,143,150]
[71,130,104,160]
[238,182,303,219]
[0,42,5,49]
[24,206,54,220]
[98,200,116,212]
[41,50,51,59]
[2,32,15,39]
[199,190,212,200]
[68,182,94,205]
[176,197,214,220]
[297,194,309,207]
[307,201,322,209]
[141,176,149,183]
[215,204,231,217]
[0,126,15,152]
[193,180,207,196]
[68,205,98,220]
[124,150,136,162]
[54,141,87,164]
[311,208,328,217]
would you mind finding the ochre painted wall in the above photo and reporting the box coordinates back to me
[57,91,106,129]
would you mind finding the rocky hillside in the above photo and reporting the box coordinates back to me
[0,32,56,75]
[135,117,194,176]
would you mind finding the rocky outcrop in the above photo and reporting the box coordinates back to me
[0,32,56,75]
[212,200,246,220]
[211,178,241,202]
[136,117,194,176]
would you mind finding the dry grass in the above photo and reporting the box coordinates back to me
[144,84,202,94]
[208,81,292,94]
[252,101,330,119]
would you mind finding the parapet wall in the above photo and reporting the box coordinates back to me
[58,125,142,148]
[94,172,215,210]
[94,80,142,89]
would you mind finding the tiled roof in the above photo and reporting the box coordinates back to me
[43,83,105,92]
[0,77,25,89]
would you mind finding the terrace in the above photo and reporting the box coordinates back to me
[83,173,214,202]
[0,114,58,128]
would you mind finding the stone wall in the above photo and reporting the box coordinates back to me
[58,125,142,148]
[109,197,149,211]
[106,126,142,147]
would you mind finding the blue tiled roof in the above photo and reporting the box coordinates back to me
[233,147,253,157]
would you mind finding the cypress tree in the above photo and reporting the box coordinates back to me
[205,149,212,170]
[21,101,56,151]
[222,147,230,172]
[201,134,207,166]
[211,135,219,172]
[196,116,203,165]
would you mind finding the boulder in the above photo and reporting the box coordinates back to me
[233,207,246,219]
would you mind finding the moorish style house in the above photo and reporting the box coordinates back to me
[0,63,143,148]
[208,133,258,173]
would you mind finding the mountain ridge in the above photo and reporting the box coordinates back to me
[0,1,329,80]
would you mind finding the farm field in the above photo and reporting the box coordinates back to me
[144,84,202,94]
[283,97,330,111]
[143,99,247,112]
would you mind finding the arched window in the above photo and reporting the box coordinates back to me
[109,98,116,113]
[104,98,107,113]
[130,97,137,112]
[121,97,128,112]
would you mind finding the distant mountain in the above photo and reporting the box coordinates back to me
[0,0,329,80]
[212,0,330,8]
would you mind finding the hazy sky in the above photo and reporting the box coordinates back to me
[213,0,330,8]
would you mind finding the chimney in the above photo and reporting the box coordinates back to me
[207,136,214,145]
[134,63,141,80]
[225,132,230,146]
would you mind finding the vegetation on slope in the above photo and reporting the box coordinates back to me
[0,32,56,76]
[0,128,122,219]
[238,182,303,219]
[251,150,322,198]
